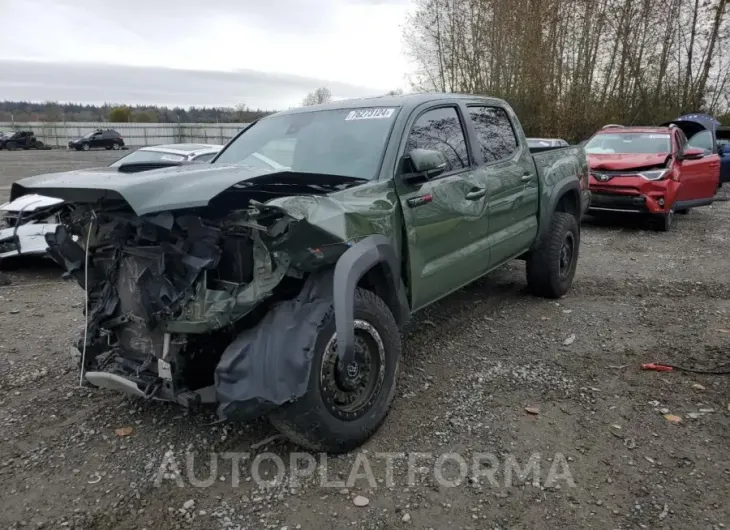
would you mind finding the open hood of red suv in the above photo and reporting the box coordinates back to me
[588,153,669,172]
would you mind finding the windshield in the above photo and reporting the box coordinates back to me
[214,107,399,180]
[109,149,186,167]
[585,133,671,154]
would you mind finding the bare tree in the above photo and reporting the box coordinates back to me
[302,87,333,106]
[404,0,730,141]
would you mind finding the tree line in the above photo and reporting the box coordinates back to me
[0,101,273,124]
[404,0,730,141]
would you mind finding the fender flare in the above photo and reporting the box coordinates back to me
[532,177,581,251]
[333,234,408,367]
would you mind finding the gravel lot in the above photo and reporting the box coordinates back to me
[1,150,729,530]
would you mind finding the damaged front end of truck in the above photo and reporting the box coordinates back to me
[11,165,402,420]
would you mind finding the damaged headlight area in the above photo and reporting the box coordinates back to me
[0,194,68,259]
[48,201,316,408]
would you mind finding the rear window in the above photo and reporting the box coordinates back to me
[109,149,185,167]
[585,133,671,154]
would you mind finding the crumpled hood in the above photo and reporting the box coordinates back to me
[588,153,669,171]
[11,164,274,216]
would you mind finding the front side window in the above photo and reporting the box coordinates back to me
[405,107,469,172]
[585,133,671,154]
[469,106,518,163]
[687,130,713,153]
[215,107,399,181]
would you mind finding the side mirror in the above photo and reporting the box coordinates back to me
[679,147,705,161]
[403,148,448,183]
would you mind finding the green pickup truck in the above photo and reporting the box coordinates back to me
[11,93,589,453]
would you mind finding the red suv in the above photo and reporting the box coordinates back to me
[585,124,720,230]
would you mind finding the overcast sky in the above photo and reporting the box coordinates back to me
[0,0,414,110]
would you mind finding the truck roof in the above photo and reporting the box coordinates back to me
[273,93,506,117]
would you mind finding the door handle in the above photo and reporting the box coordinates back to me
[465,188,487,200]
[521,173,534,182]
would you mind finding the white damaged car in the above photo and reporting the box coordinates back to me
[0,194,68,260]
[0,143,290,262]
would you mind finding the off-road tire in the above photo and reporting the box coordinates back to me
[526,212,580,299]
[268,288,401,453]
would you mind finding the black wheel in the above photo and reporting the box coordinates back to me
[7,142,16,151]
[112,142,121,150]
[105,145,112,150]
[81,143,90,151]
[35,141,44,149]
[526,212,580,298]
[676,208,690,215]
[268,288,401,453]
[652,208,674,232]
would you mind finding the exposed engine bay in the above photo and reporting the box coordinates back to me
[37,174,367,417]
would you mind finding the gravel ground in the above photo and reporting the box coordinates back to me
[1,150,729,530]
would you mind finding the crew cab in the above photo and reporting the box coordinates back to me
[10,93,588,453]
[584,123,720,231]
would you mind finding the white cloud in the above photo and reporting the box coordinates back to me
[0,0,414,107]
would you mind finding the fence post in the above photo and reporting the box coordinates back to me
[144,126,148,146]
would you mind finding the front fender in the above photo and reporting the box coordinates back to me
[333,235,407,367]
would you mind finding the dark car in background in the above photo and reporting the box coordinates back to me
[68,129,124,151]
[0,130,45,150]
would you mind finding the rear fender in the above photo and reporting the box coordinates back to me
[333,235,408,367]
[532,177,581,251]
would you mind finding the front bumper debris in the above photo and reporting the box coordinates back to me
[589,176,677,214]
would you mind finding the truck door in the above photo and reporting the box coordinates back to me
[395,105,490,310]
[465,105,539,268]
[90,131,104,149]
[675,130,721,206]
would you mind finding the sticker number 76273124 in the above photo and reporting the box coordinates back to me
[345,108,395,121]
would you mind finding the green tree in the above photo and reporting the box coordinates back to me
[109,106,132,122]
[133,111,157,122]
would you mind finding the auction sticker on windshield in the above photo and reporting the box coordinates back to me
[345,108,395,121]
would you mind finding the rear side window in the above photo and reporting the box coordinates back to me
[406,107,469,172]
[193,152,216,163]
[468,106,518,163]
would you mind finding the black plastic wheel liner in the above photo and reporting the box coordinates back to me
[214,270,335,421]
[214,235,408,421]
